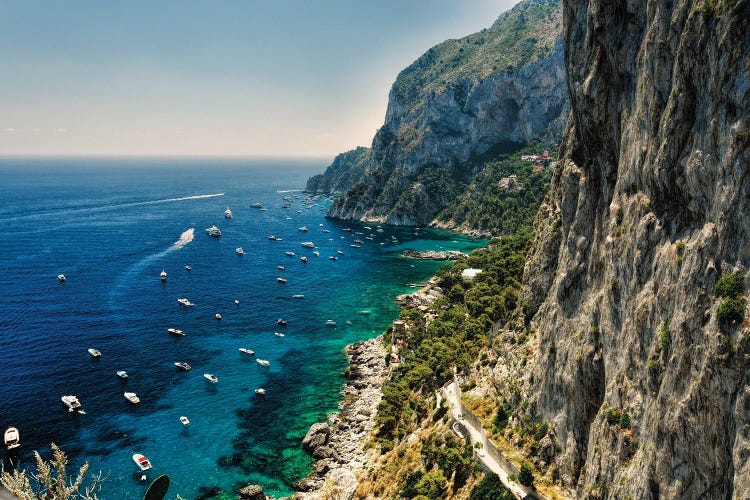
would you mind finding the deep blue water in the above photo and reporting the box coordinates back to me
[0,157,484,499]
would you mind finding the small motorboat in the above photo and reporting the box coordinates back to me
[206,225,222,237]
[180,416,190,426]
[255,388,266,396]
[160,270,167,281]
[133,453,151,471]
[236,247,245,255]
[124,392,140,404]
[204,373,218,383]
[285,251,295,257]
[277,265,285,271]
[259,208,267,211]
[337,250,344,255]
[326,319,337,327]
[354,239,363,244]
[292,294,304,299]
[185,265,192,271]
[329,256,338,261]
[300,256,308,263]
[343,228,351,232]
[268,235,280,241]
[178,298,194,307]
[256,359,270,366]
[4,427,20,450]
[277,277,287,284]
[168,328,185,336]
[239,348,255,355]
[274,332,285,337]
[88,348,101,358]
[312,250,320,256]
[251,203,263,208]
[301,241,315,248]
[58,274,66,282]
[116,370,128,380]
[299,226,308,232]
[276,319,287,326]
[322,229,330,233]
[224,208,233,219]
[215,313,222,320]
[234,299,240,305]
[350,244,361,248]
[174,361,191,371]
[61,395,84,413]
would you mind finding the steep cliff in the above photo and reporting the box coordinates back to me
[516,0,750,497]
[311,0,569,227]
[305,146,372,194]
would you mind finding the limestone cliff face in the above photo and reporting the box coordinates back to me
[305,146,372,194]
[316,0,569,226]
[520,0,750,497]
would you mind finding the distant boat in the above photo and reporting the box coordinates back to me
[277,265,285,270]
[160,270,167,281]
[312,250,320,256]
[174,361,191,371]
[337,250,344,255]
[255,388,266,396]
[259,208,267,211]
[343,228,351,232]
[215,313,222,320]
[61,395,83,413]
[274,332,285,337]
[256,359,270,366]
[204,373,218,383]
[292,294,304,299]
[234,299,240,305]
[322,229,330,233]
[326,319,337,327]
[57,274,66,282]
[239,347,255,355]
[185,265,192,271]
[251,202,263,208]
[301,241,315,248]
[116,370,128,380]
[88,348,101,358]
[354,239,363,244]
[178,298,194,307]
[224,208,233,219]
[205,225,222,237]
[277,277,287,284]
[300,256,308,263]
[124,392,140,404]
[180,416,190,426]
[350,244,361,248]
[4,427,20,450]
[285,251,295,257]
[268,235,280,241]
[168,328,185,336]
[299,226,308,232]
[236,247,244,255]
[133,453,151,471]
[329,256,338,261]
[276,319,287,326]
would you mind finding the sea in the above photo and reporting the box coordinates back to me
[0,157,485,499]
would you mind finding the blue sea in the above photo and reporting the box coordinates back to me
[0,158,484,499]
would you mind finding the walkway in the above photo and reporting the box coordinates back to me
[440,381,545,500]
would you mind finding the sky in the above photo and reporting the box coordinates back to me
[0,1,520,158]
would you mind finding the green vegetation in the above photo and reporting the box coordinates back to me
[604,408,632,429]
[518,463,534,487]
[399,432,474,498]
[714,271,746,330]
[659,321,671,353]
[715,271,744,299]
[469,472,515,499]
[391,0,561,107]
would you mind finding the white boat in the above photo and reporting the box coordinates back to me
[268,235,280,241]
[116,370,128,380]
[124,392,140,404]
[350,244,361,248]
[337,250,344,255]
[299,226,308,232]
[254,388,266,396]
[168,328,185,336]
[180,416,190,426]
[259,208,267,211]
[274,332,285,337]
[322,229,330,233]
[329,256,338,261]
[285,251,295,257]
[185,265,192,271]
[301,241,315,248]
[277,265,285,270]
[88,348,101,358]
[276,318,287,326]
[61,395,83,413]
[239,348,255,355]
[326,319,337,327]
[205,225,222,237]
[312,250,320,256]
[204,373,218,383]
[160,270,167,281]
[4,427,20,450]
[234,299,240,305]
[292,294,304,299]
[174,361,191,371]
[300,256,308,263]
[224,208,233,219]
[58,274,66,282]
[256,359,270,366]
[133,453,151,471]
[236,247,245,255]
[215,313,222,320]
[343,228,351,232]
[178,298,194,307]
[277,277,287,284]
[251,202,263,208]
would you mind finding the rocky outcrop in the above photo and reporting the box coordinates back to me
[402,249,467,260]
[518,0,750,498]
[236,484,266,500]
[305,147,372,194]
[294,337,388,498]
[312,0,569,226]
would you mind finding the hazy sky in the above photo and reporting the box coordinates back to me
[0,1,520,158]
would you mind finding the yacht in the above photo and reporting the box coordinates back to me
[185,265,192,271]
[277,265,285,270]
[276,319,287,326]
[285,251,295,257]
[88,348,101,358]
[300,256,308,263]
[312,250,320,256]
[205,225,222,237]
[292,294,304,299]
[234,299,240,305]
[326,319,337,327]
[268,235,280,241]
[215,313,222,320]
[301,241,315,248]
[168,328,185,336]
[116,370,128,380]
[178,298,194,307]
[337,250,344,255]
[299,226,308,232]
[239,347,255,355]
[329,256,338,261]
[4,427,20,450]
[204,373,218,383]
[132,454,151,471]
[343,228,351,232]
[256,359,270,366]
[180,416,190,426]
[124,392,140,404]
[174,361,191,371]
[224,208,233,219]
[58,274,66,282]
[277,277,287,284]
[254,388,266,396]
[160,270,167,281]
[274,332,285,337]
[236,247,245,255]
[61,395,83,413]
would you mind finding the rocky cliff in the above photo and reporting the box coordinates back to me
[517,0,750,497]
[305,146,372,194]
[310,0,569,227]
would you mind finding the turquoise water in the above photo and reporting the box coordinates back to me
[0,158,485,498]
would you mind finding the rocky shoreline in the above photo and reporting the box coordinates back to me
[291,336,388,499]
[402,249,467,260]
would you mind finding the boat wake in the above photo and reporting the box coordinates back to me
[170,228,195,250]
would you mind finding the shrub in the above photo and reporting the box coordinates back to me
[518,463,534,487]
[717,297,746,328]
[715,272,744,299]
[470,473,514,500]
[494,404,510,431]
[659,322,671,353]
